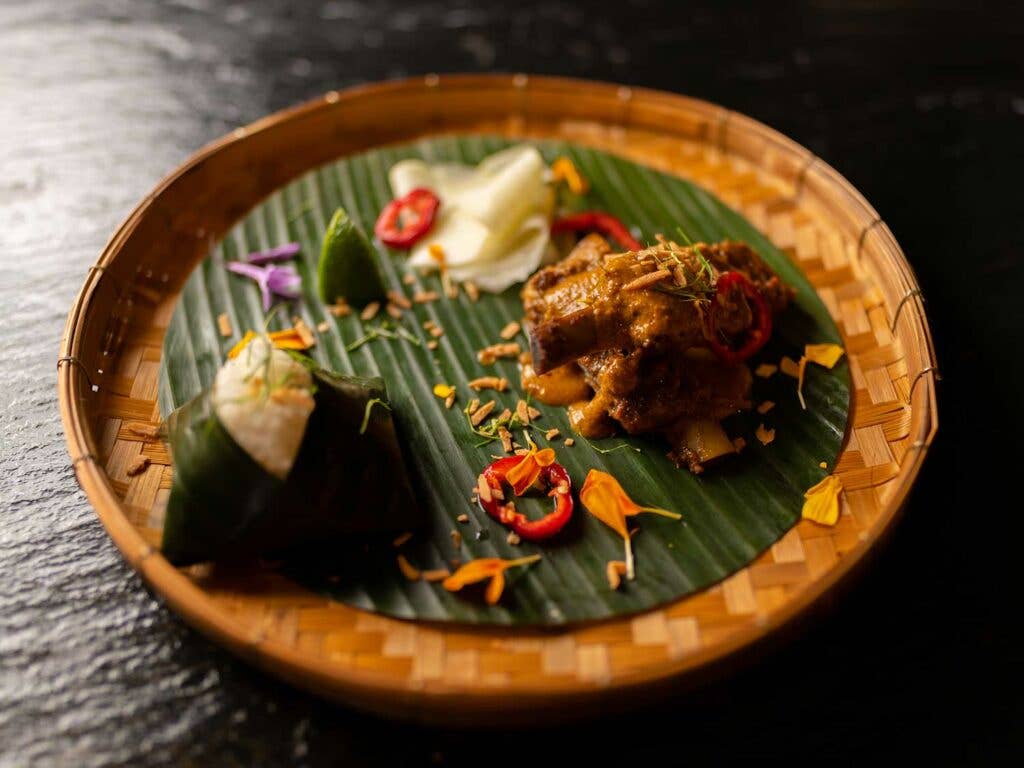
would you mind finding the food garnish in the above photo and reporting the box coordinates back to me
[388,146,554,292]
[319,207,385,307]
[757,400,776,414]
[442,555,541,605]
[606,560,627,590]
[217,313,232,337]
[551,211,642,251]
[126,455,151,477]
[795,343,846,409]
[802,474,843,526]
[499,321,521,340]
[705,271,773,365]
[227,327,315,359]
[374,187,440,248]
[476,440,573,542]
[755,363,778,378]
[226,261,301,311]
[580,469,681,580]
[477,342,520,365]
[245,242,301,265]
[550,156,589,195]
[755,424,775,445]
[468,376,508,392]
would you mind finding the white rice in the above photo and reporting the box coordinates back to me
[212,337,315,479]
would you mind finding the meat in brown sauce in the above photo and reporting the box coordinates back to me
[521,234,792,472]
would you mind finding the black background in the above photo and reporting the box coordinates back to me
[1,1,1022,765]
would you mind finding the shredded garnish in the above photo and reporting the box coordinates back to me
[359,397,391,434]
[755,424,776,445]
[802,474,843,526]
[550,156,589,195]
[442,555,541,604]
[477,342,520,365]
[757,400,776,414]
[580,469,681,581]
[392,532,413,547]
[217,313,232,338]
[499,321,521,340]
[606,560,627,590]
[779,356,802,378]
[397,554,421,581]
[754,363,778,378]
[360,301,381,321]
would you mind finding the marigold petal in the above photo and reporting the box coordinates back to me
[802,474,843,526]
[485,571,506,605]
[804,343,845,369]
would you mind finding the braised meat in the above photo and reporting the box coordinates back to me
[521,234,792,472]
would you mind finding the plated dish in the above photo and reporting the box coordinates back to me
[59,76,936,721]
[159,137,849,624]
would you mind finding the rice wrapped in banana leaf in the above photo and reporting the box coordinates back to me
[161,335,419,565]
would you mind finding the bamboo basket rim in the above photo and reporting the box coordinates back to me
[57,74,938,719]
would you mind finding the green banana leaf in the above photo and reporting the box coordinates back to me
[158,135,849,626]
[162,367,419,566]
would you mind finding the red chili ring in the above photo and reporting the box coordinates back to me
[706,271,773,364]
[374,187,440,249]
[551,211,643,251]
[478,457,574,542]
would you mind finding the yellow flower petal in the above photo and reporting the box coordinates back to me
[802,474,843,526]
[433,383,455,398]
[227,330,257,358]
[779,356,801,378]
[804,343,845,369]
[551,156,589,195]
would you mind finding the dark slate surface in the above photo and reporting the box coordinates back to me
[1,1,1021,765]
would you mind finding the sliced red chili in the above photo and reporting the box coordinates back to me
[479,456,573,542]
[551,211,643,251]
[706,271,773,364]
[374,188,440,248]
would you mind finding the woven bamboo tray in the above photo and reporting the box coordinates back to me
[58,75,937,724]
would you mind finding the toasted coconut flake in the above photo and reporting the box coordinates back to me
[819,461,828,469]
[421,568,451,583]
[422,320,436,330]
[779,356,801,378]
[392,532,413,547]
[467,398,480,415]
[757,400,776,414]
[805,343,845,369]
[427,340,439,350]
[451,529,463,547]
[754,363,778,378]
[126,455,150,477]
[456,514,469,524]
[217,313,232,338]
[802,474,843,526]
[606,560,627,590]
[545,427,561,440]
[622,268,672,292]
[733,436,747,451]
[477,342,520,365]
[477,471,492,502]
[498,426,513,453]
[387,290,412,310]
[402,273,416,285]
[513,448,530,456]
[564,438,575,447]
[470,399,496,426]
[755,424,776,445]
[515,399,530,425]
[468,376,508,392]
[429,325,445,338]
[496,408,512,425]
[506,531,521,546]
[127,422,161,438]
[499,321,521,340]
[463,281,480,302]
[385,302,403,319]
[359,301,380,321]
[445,281,459,299]
[327,300,351,317]
[444,391,456,410]
[292,317,315,348]
[397,554,421,581]
[527,406,542,421]
[316,320,330,333]
[413,290,439,303]
[433,383,455,399]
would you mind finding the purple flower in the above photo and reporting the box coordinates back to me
[246,242,301,265]
[227,262,302,311]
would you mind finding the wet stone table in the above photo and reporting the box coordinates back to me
[1,1,1021,765]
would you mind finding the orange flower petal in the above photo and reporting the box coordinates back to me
[485,571,506,605]
[442,556,541,598]
[227,331,257,358]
